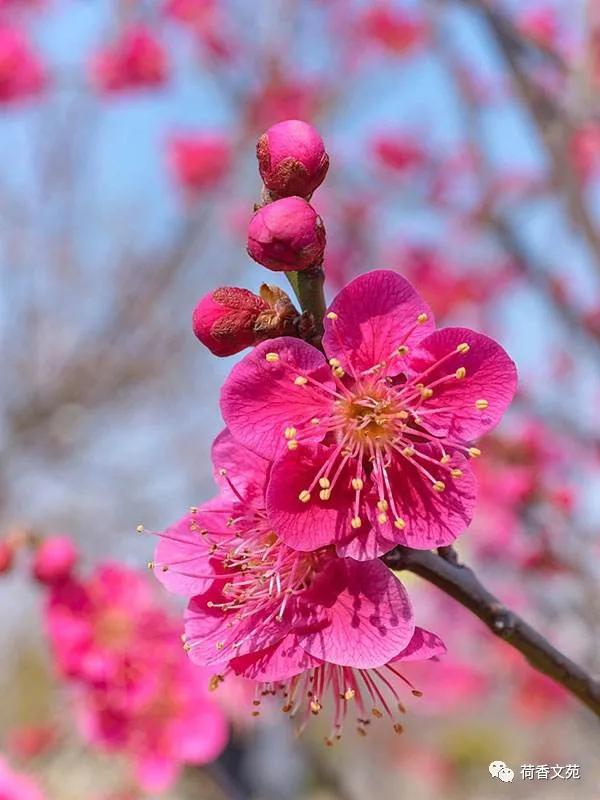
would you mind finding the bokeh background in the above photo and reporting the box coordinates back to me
[1,0,600,798]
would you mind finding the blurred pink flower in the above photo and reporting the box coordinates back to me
[167,133,231,195]
[32,536,77,586]
[90,26,168,94]
[221,270,516,559]
[517,5,560,50]
[371,133,426,174]
[0,757,45,800]
[360,3,425,55]
[0,26,46,103]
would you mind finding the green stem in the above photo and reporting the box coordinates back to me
[287,266,327,342]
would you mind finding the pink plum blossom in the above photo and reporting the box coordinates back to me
[257,119,329,198]
[167,133,231,195]
[32,536,77,586]
[221,270,517,559]
[0,26,46,103]
[0,757,45,800]
[90,27,168,94]
[152,429,445,739]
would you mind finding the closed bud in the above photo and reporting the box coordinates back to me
[32,536,77,586]
[193,287,269,356]
[257,119,329,198]
[247,196,326,272]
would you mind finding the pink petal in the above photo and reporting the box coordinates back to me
[296,559,415,669]
[323,270,435,375]
[409,327,517,441]
[230,636,321,681]
[266,443,356,552]
[221,337,333,460]
[154,501,230,597]
[133,754,180,793]
[378,449,477,549]
[211,427,270,499]
[391,626,446,662]
[184,587,292,665]
[173,703,229,764]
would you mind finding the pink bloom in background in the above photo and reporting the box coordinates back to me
[90,27,168,94]
[570,122,600,181]
[221,270,517,559]
[360,3,425,56]
[45,562,228,791]
[517,5,560,50]
[0,757,46,800]
[163,0,215,25]
[0,538,14,573]
[0,26,46,103]
[167,133,231,195]
[247,196,326,271]
[371,133,426,175]
[152,429,445,738]
[257,119,329,198]
[32,536,77,586]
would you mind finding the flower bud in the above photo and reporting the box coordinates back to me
[257,119,329,198]
[247,196,326,272]
[0,539,13,574]
[193,287,269,356]
[32,536,77,586]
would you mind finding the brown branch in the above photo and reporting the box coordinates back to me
[383,545,600,719]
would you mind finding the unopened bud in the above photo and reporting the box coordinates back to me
[192,287,269,356]
[32,536,77,586]
[257,119,329,198]
[247,196,326,272]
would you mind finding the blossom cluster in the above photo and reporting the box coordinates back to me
[150,120,517,741]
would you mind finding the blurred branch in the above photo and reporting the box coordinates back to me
[383,545,600,720]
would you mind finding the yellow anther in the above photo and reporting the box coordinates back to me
[310,700,322,714]
[455,367,467,379]
[209,675,224,692]
[402,447,415,457]
[189,506,198,514]
[417,313,428,324]
[398,410,409,420]
[136,524,144,534]
[421,387,433,399]
[218,468,227,476]
[294,375,308,386]
[147,561,154,570]
[284,427,297,439]
[329,358,341,367]
[351,517,362,529]
[332,366,345,378]
[456,342,470,354]
[287,440,298,450]
[394,518,406,530]
[378,513,388,524]
[433,480,446,493]
[393,723,404,734]
[451,469,463,478]
[326,311,338,320]
[265,352,279,362]
[372,707,383,719]
[352,478,364,491]
[310,417,320,425]
[319,489,331,501]
[377,499,388,512]
[397,345,409,356]
[298,490,311,503]
[319,477,331,488]
[475,399,489,410]
[344,688,355,701]
[440,454,450,464]
[183,642,192,651]
[468,447,482,458]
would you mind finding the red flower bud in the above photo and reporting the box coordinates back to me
[193,287,269,356]
[0,539,13,574]
[257,119,329,198]
[247,196,326,272]
[32,536,77,586]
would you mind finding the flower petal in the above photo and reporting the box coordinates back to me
[323,270,435,375]
[211,427,271,499]
[391,626,446,662]
[230,636,321,682]
[408,327,517,441]
[377,449,477,549]
[221,337,333,460]
[296,559,415,669]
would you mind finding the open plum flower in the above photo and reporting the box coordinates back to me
[152,430,445,735]
[221,270,517,559]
